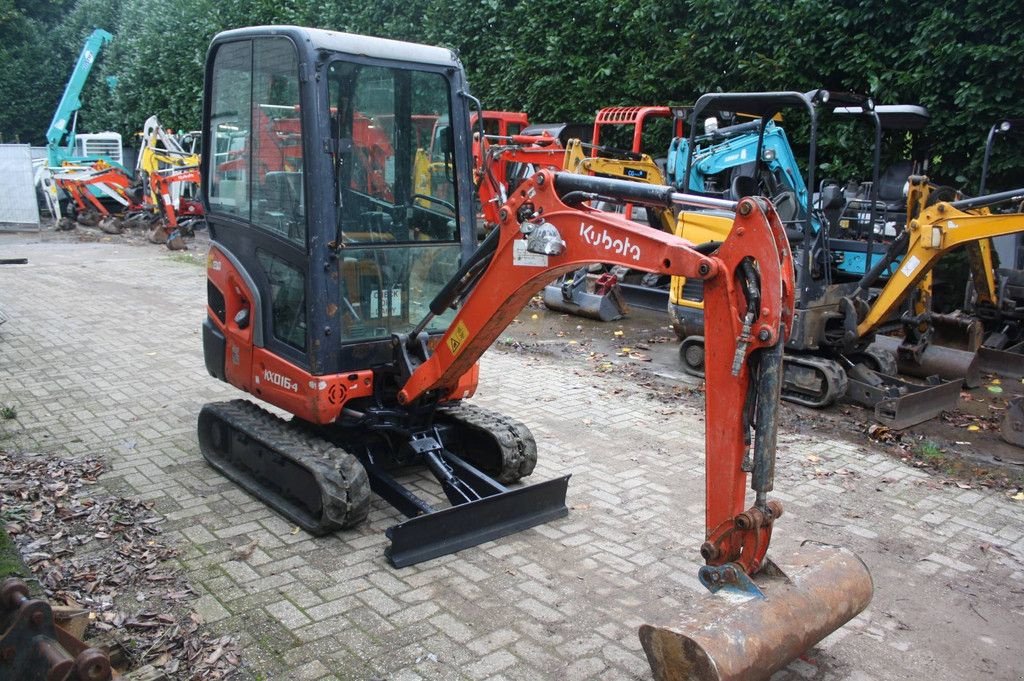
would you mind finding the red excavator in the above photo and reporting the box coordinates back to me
[197,26,872,679]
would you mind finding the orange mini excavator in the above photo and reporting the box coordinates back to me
[197,26,872,680]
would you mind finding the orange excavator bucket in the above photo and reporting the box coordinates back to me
[639,543,872,681]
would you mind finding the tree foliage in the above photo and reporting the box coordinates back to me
[2,0,1022,190]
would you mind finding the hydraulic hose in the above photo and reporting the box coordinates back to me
[855,229,909,294]
[425,225,501,320]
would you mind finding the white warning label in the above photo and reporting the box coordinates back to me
[900,255,920,278]
[513,239,548,267]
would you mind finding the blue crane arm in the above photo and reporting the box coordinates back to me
[46,28,113,165]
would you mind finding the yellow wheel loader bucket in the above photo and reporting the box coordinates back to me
[639,544,872,681]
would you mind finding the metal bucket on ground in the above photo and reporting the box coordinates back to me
[639,543,872,681]
[870,334,982,388]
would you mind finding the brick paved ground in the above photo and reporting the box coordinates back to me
[1,233,1023,680]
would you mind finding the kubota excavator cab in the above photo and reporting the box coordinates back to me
[199,27,569,568]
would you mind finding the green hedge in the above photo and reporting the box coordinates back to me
[3,0,1021,191]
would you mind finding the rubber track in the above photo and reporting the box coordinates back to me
[200,400,370,534]
[780,355,848,408]
[678,337,847,408]
[436,402,538,484]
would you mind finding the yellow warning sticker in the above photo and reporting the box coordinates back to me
[447,320,470,356]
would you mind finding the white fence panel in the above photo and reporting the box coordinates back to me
[0,144,40,228]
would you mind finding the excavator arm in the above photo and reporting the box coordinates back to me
[400,171,872,679]
[399,169,796,575]
[856,178,1024,338]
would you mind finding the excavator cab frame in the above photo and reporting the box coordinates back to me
[670,90,872,342]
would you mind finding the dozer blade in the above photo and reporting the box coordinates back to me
[976,342,1024,379]
[844,369,962,430]
[385,473,570,568]
[870,378,962,430]
[639,544,872,681]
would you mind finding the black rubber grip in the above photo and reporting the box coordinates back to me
[554,173,675,207]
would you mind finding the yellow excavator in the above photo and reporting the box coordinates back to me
[855,179,1024,383]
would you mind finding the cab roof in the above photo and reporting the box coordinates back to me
[212,25,462,69]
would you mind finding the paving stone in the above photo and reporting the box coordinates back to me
[192,594,231,623]
[2,237,1022,681]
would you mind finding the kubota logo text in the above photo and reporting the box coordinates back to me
[263,369,299,392]
[579,222,641,261]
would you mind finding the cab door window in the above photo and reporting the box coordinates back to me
[252,39,305,244]
[208,37,305,246]
[327,61,462,342]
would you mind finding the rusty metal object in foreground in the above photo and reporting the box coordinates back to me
[0,577,116,681]
[638,544,872,681]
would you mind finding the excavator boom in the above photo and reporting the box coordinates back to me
[857,179,1024,336]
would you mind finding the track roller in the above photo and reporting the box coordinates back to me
[679,336,848,408]
[780,354,848,408]
[434,402,537,483]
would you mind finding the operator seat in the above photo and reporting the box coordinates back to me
[876,160,913,211]
[730,174,759,199]
[727,163,758,200]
